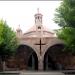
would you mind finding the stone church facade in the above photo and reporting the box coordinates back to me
[15,9,65,71]
[5,9,75,71]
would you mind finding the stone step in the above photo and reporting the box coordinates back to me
[20,71,65,75]
[1,70,75,75]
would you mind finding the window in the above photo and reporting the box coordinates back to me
[38,26,41,29]
[38,16,39,19]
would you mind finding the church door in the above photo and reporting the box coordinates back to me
[28,51,38,70]
[44,53,56,70]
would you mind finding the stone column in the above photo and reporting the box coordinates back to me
[38,56,43,71]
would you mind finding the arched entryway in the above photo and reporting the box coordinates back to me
[16,44,38,70]
[44,44,64,71]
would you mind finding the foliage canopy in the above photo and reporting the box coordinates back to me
[0,20,18,61]
[54,0,75,28]
[54,0,75,54]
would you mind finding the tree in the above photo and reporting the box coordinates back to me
[54,0,75,28]
[0,20,18,70]
[56,27,75,54]
[54,0,75,54]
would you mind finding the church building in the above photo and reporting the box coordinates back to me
[15,9,66,71]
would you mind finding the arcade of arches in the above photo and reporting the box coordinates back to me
[15,44,65,71]
[5,43,75,71]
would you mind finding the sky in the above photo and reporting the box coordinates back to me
[0,1,62,33]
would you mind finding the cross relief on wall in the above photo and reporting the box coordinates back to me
[35,38,46,55]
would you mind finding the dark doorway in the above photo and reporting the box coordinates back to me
[44,44,64,71]
[28,51,38,70]
[44,52,57,70]
[16,44,38,70]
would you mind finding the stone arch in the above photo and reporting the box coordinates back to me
[16,44,38,70]
[18,42,39,57]
[43,38,64,57]
[43,44,65,71]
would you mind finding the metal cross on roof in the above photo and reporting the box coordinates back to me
[37,8,39,13]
